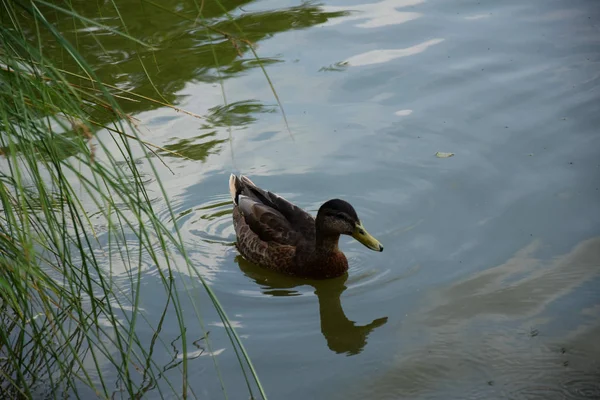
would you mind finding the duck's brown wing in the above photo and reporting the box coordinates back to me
[237,195,301,245]
[232,205,297,273]
[229,174,315,243]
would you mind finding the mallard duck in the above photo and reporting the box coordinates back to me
[229,174,383,279]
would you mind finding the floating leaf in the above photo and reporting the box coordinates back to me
[435,152,454,158]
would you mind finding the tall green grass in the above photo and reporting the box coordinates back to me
[0,1,266,398]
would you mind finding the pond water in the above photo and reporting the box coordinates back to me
[49,0,600,398]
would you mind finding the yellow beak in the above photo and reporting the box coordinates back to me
[352,222,384,252]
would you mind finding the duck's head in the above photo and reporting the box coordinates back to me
[316,199,384,252]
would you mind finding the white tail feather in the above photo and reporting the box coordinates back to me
[229,174,237,204]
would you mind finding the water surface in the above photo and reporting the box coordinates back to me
[52,0,600,398]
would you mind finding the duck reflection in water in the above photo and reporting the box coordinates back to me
[236,256,388,356]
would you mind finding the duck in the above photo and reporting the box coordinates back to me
[229,174,383,279]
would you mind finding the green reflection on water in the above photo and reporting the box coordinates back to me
[35,0,348,115]
[203,100,276,128]
[7,0,349,163]
[161,131,226,161]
